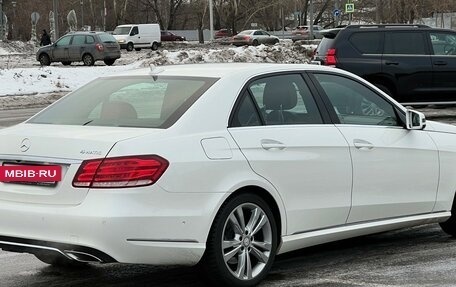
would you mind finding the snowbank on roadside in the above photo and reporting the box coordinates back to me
[0,62,143,97]
[140,42,315,66]
[0,41,36,56]
[0,40,316,109]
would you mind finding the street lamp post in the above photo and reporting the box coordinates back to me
[53,0,59,40]
[11,1,16,39]
[0,0,3,40]
[209,0,214,40]
[80,0,84,30]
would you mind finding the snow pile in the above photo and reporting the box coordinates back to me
[0,41,36,56]
[140,42,315,67]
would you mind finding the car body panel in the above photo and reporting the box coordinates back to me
[229,125,352,234]
[0,63,456,275]
[339,125,440,222]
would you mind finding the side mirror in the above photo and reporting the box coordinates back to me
[406,109,426,130]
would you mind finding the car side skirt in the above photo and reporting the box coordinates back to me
[278,211,450,254]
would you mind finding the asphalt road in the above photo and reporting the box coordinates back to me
[0,107,42,128]
[1,224,456,287]
[1,106,456,287]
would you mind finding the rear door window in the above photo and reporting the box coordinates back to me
[349,32,383,54]
[384,32,427,55]
[71,35,86,45]
[246,74,323,125]
[430,32,456,55]
[86,36,95,44]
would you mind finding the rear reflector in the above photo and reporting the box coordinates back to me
[325,48,337,66]
[96,43,104,52]
[73,155,169,188]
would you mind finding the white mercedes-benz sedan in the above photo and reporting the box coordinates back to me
[1,63,456,286]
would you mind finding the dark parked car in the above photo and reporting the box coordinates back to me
[36,31,121,66]
[231,30,279,46]
[160,31,186,41]
[312,24,456,104]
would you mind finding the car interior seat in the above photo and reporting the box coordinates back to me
[263,80,298,125]
[100,101,138,120]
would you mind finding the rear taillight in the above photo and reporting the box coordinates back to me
[95,43,104,52]
[73,155,169,188]
[243,35,251,41]
[325,48,337,66]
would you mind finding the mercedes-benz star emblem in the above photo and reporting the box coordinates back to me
[20,138,31,152]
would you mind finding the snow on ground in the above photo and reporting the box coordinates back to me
[0,40,316,109]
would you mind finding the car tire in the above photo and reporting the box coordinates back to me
[252,39,259,46]
[61,61,71,66]
[202,193,278,287]
[34,252,87,268]
[126,42,134,52]
[104,59,116,66]
[273,39,279,45]
[39,54,51,66]
[440,197,456,236]
[151,42,159,51]
[440,215,456,237]
[135,48,142,51]
[82,54,94,66]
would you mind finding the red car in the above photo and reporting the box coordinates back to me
[160,31,186,41]
[214,29,233,39]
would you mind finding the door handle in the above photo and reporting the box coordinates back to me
[353,139,374,150]
[261,139,286,151]
[433,60,447,66]
[385,61,399,65]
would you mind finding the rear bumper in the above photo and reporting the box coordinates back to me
[0,187,225,265]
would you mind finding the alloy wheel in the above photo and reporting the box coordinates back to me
[221,203,272,281]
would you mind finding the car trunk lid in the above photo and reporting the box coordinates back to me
[0,124,158,205]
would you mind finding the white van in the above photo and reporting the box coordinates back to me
[113,24,161,51]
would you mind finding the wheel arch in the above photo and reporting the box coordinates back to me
[206,184,287,247]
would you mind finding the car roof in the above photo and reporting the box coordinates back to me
[110,63,345,79]
[65,31,108,36]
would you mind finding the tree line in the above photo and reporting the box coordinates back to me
[1,0,455,41]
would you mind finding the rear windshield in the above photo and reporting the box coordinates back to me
[98,33,117,43]
[238,30,253,35]
[113,27,131,35]
[316,37,335,57]
[28,76,218,129]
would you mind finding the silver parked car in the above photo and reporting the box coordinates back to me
[231,30,279,46]
[36,31,121,66]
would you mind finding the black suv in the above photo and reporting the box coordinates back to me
[36,31,121,66]
[313,25,456,104]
